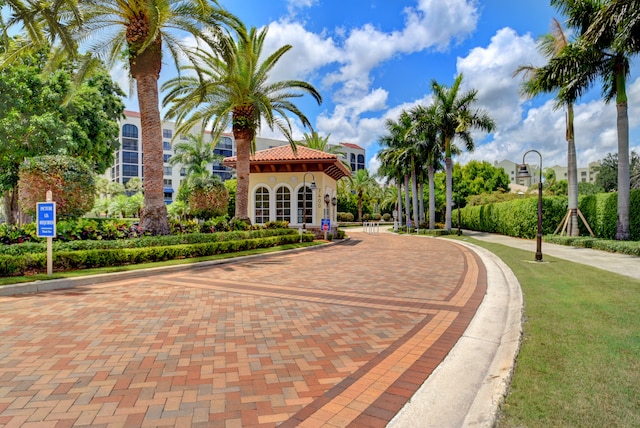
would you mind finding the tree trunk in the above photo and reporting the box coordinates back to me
[411,157,419,227]
[403,174,410,227]
[135,73,170,235]
[615,100,630,240]
[614,63,630,240]
[566,104,579,236]
[428,165,435,229]
[3,189,19,225]
[445,157,452,230]
[419,180,425,224]
[396,175,403,227]
[233,128,253,223]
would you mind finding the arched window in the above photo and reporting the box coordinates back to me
[255,187,270,224]
[297,186,313,224]
[350,153,356,172]
[275,187,291,222]
[357,154,365,170]
[122,124,138,138]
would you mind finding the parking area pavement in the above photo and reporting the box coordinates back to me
[0,231,509,427]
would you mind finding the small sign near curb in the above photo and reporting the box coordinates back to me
[37,201,56,238]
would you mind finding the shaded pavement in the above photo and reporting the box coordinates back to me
[0,231,521,427]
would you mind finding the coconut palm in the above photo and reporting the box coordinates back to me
[348,169,377,222]
[169,134,221,181]
[546,0,635,239]
[514,18,582,236]
[431,74,495,230]
[377,147,404,226]
[300,131,343,155]
[2,0,240,235]
[162,24,322,224]
[409,104,444,230]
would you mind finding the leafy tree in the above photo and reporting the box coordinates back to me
[0,42,124,224]
[18,155,95,219]
[162,24,322,224]
[595,151,640,192]
[3,0,241,235]
[187,175,229,220]
[454,160,510,204]
[578,182,604,196]
[431,74,495,230]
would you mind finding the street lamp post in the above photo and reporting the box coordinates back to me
[517,150,543,262]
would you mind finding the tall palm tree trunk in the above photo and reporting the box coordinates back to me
[428,164,435,229]
[136,73,170,235]
[396,176,403,227]
[403,174,411,227]
[419,180,425,224]
[616,100,630,240]
[566,104,579,236]
[411,158,419,227]
[233,128,253,223]
[445,156,452,230]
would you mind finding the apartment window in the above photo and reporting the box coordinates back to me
[180,168,186,177]
[255,187,270,224]
[163,141,171,150]
[163,179,172,186]
[122,124,138,138]
[122,151,138,164]
[122,164,138,177]
[275,187,291,222]
[162,129,172,139]
[163,154,172,163]
[357,154,365,171]
[581,171,587,177]
[122,138,138,151]
[164,166,172,175]
[350,153,356,172]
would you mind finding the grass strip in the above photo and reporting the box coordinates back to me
[447,236,640,427]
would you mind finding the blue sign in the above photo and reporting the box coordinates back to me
[37,202,56,238]
[321,218,330,231]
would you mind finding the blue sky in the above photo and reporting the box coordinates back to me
[120,0,639,173]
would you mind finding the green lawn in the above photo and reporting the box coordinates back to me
[449,236,640,427]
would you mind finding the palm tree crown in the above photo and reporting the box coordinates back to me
[162,23,322,223]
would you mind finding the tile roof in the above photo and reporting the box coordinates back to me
[340,142,364,150]
[226,145,339,162]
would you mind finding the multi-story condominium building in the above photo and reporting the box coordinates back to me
[107,111,366,204]
[494,159,599,188]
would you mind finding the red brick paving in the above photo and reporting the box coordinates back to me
[0,232,486,427]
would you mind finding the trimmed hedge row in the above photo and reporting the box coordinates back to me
[544,235,640,256]
[0,229,296,256]
[457,189,640,241]
[0,233,310,276]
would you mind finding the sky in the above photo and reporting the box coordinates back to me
[119,0,640,175]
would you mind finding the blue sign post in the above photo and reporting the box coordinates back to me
[37,202,56,238]
[37,195,56,275]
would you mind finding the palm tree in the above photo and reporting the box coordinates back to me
[348,169,377,222]
[3,0,240,235]
[409,104,444,230]
[514,18,582,236]
[431,74,495,230]
[169,134,220,181]
[546,0,635,239]
[377,147,404,226]
[162,24,322,224]
[300,131,343,155]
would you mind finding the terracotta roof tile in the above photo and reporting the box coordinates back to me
[226,145,339,162]
[340,142,364,150]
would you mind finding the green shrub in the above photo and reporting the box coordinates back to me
[337,212,354,222]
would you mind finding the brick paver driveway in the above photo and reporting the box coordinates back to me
[0,231,486,427]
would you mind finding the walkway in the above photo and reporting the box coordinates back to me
[0,231,521,427]
[463,230,640,281]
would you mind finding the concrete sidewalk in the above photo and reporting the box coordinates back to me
[462,230,640,281]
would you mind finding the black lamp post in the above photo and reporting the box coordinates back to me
[517,150,543,262]
[302,172,316,231]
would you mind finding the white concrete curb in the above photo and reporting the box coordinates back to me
[387,239,523,428]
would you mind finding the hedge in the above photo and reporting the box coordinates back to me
[0,233,309,276]
[0,229,297,256]
[457,189,640,241]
